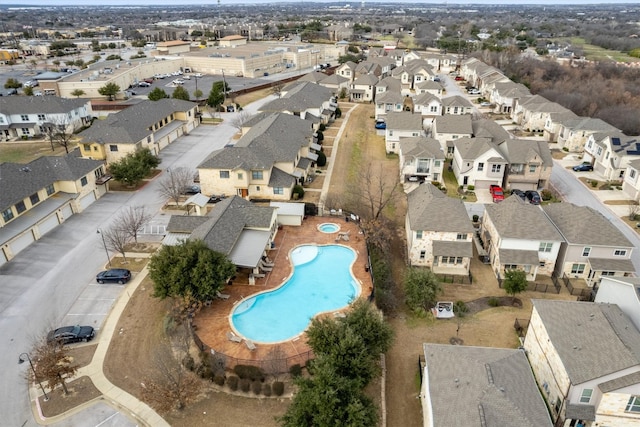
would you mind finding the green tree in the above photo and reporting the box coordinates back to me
[4,78,22,89]
[207,81,229,110]
[404,267,442,313]
[70,88,85,98]
[109,148,158,186]
[148,87,169,101]
[503,269,528,302]
[98,82,120,101]
[172,85,190,101]
[134,147,160,170]
[24,86,34,96]
[193,89,203,100]
[148,240,236,303]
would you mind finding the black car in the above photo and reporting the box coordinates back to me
[511,189,526,200]
[47,325,95,344]
[572,162,594,172]
[183,185,201,195]
[525,190,542,205]
[96,268,131,284]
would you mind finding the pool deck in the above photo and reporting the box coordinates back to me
[192,215,373,364]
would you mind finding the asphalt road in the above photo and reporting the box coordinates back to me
[0,95,275,427]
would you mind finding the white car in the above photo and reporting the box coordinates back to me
[172,79,184,85]
[194,73,203,78]
[183,75,191,80]
[24,80,39,88]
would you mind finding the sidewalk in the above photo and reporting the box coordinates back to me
[30,257,170,427]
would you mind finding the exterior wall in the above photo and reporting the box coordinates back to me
[452,150,505,188]
[385,129,424,154]
[595,278,640,331]
[597,392,640,427]
[522,111,548,133]
[622,164,640,200]
[443,104,473,115]
[505,155,552,190]
[200,167,248,198]
[524,308,571,422]
[407,229,471,270]
[400,156,445,184]
[559,244,634,283]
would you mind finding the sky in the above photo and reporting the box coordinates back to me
[2,0,633,6]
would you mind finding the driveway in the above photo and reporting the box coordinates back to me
[2,95,276,427]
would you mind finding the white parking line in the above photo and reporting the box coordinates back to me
[77,297,118,301]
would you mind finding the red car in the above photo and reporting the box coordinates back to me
[454,76,464,81]
[490,185,505,203]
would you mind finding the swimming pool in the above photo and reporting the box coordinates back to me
[318,222,340,233]
[231,245,360,343]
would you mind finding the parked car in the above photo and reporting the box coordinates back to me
[375,119,386,129]
[194,73,203,77]
[183,185,201,195]
[525,190,542,205]
[47,325,95,344]
[183,74,191,80]
[480,101,492,107]
[454,76,464,81]
[172,79,184,85]
[467,88,481,95]
[24,80,39,88]
[138,81,151,87]
[208,194,227,204]
[511,189,526,200]
[96,268,131,284]
[572,162,594,172]
[489,185,505,203]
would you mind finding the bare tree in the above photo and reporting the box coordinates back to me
[101,225,131,262]
[117,205,151,243]
[31,338,78,395]
[271,81,284,98]
[265,345,287,381]
[43,115,75,154]
[142,342,203,412]
[230,110,253,132]
[628,200,640,221]
[157,167,194,206]
[348,163,400,220]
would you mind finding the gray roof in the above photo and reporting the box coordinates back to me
[376,76,402,92]
[485,196,563,241]
[407,183,474,233]
[496,139,553,167]
[472,118,511,142]
[297,71,327,83]
[268,166,296,188]
[415,80,443,90]
[385,111,423,131]
[375,91,403,104]
[433,240,473,257]
[493,82,530,98]
[399,136,444,160]
[423,344,553,427]
[319,73,348,85]
[561,117,619,133]
[441,95,473,108]
[260,81,334,113]
[565,404,596,422]
[531,299,640,384]
[413,92,440,106]
[352,74,379,86]
[78,98,196,145]
[454,137,501,161]
[543,203,633,248]
[0,148,104,210]
[598,370,640,393]
[188,196,275,256]
[498,248,540,265]
[0,95,89,115]
[587,257,635,272]
[433,114,473,134]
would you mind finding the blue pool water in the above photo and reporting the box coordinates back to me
[318,223,340,233]
[231,245,359,343]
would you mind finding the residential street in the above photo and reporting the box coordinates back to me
[0,96,275,427]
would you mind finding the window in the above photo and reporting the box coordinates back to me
[491,164,502,173]
[631,169,637,179]
[21,128,29,135]
[580,389,593,404]
[626,396,640,413]
[237,173,243,180]
[571,264,585,274]
[416,230,422,239]
[45,183,55,196]
[529,165,537,173]
[147,136,151,143]
[554,398,562,414]
[456,233,467,240]
[582,247,591,257]
[0,116,4,124]
[456,257,463,264]
[252,170,263,180]
[21,114,29,121]
[601,271,615,276]
[434,160,441,167]
[109,145,118,152]
[539,242,553,253]
[477,162,484,171]
[256,186,261,191]
[419,250,426,260]
[614,249,627,256]
[597,146,602,156]
[504,264,517,270]
[29,193,40,205]
[80,176,88,186]
[220,171,230,179]
[2,207,14,222]
[94,168,104,178]
[38,114,46,121]
[389,130,393,136]
[15,201,26,214]
[273,187,283,195]
[83,144,91,151]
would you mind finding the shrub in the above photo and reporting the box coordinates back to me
[240,378,251,393]
[252,380,262,395]
[272,381,285,396]
[541,189,553,201]
[262,383,272,397]
[182,354,195,371]
[234,365,265,381]
[467,185,475,191]
[292,185,305,200]
[488,297,501,307]
[213,375,225,386]
[454,300,469,317]
[590,180,598,188]
[319,123,326,131]
[562,147,569,152]
[316,151,327,167]
[227,375,239,391]
[431,181,441,188]
[472,214,479,222]
[197,365,214,380]
[289,364,303,378]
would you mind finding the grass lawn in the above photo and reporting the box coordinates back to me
[561,37,640,63]
[0,141,70,163]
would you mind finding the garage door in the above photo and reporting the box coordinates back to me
[10,230,35,257]
[39,214,60,236]
[79,192,96,211]
[61,204,73,220]
[474,180,494,190]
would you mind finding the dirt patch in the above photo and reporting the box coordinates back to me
[39,376,101,418]
[67,344,98,368]
[550,149,568,160]
[604,199,637,205]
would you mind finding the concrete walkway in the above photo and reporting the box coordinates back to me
[29,255,170,426]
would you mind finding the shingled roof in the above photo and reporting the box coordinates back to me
[259,81,334,113]
[0,96,89,115]
[407,183,474,233]
[485,196,563,241]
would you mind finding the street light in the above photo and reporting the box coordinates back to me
[96,229,112,268]
[18,352,49,401]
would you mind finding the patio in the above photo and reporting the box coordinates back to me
[192,215,373,369]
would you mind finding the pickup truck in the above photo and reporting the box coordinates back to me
[489,185,505,203]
